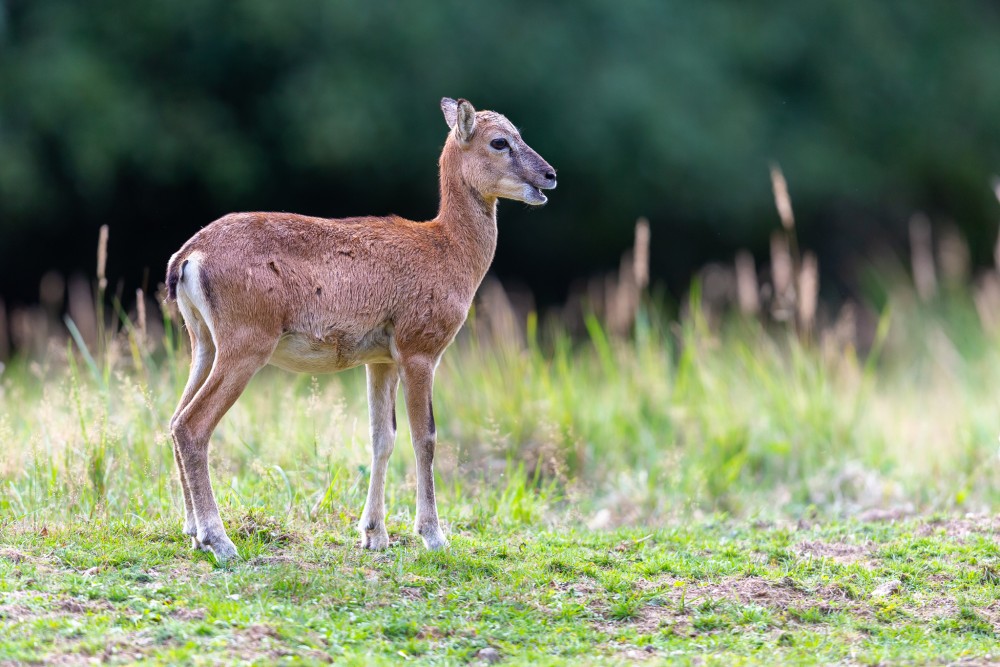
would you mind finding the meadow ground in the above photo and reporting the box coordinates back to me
[3,273,1000,664]
[3,513,1000,665]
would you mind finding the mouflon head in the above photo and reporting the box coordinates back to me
[441,97,557,206]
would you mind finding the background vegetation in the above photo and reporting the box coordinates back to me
[2,1,1000,309]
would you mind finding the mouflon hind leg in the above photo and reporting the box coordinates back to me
[170,345,270,563]
[169,319,216,550]
[359,363,400,550]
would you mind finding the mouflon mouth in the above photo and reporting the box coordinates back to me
[525,185,548,206]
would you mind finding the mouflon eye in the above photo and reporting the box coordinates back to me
[489,138,509,150]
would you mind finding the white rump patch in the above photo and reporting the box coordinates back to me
[175,250,217,342]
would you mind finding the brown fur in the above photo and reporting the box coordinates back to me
[165,98,556,560]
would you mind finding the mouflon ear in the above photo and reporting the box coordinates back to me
[441,97,458,129]
[455,98,476,143]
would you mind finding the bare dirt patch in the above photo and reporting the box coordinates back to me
[0,548,27,564]
[906,595,1000,633]
[916,514,1000,540]
[230,512,298,547]
[1,590,53,622]
[247,553,317,569]
[908,593,959,623]
[57,599,89,614]
[1,590,114,625]
[617,646,658,662]
[0,603,33,621]
[224,624,284,662]
[225,624,332,663]
[168,606,207,621]
[981,601,1000,633]
[400,586,424,600]
[32,628,173,666]
[555,576,600,597]
[593,602,684,637]
[63,597,113,615]
[0,547,56,571]
[794,540,872,566]
[683,576,854,612]
[594,576,861,637]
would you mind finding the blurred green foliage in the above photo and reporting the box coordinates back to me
[1,1,999,302]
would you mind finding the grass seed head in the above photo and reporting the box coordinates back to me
[770,163,795,231]
[97,225,109,291]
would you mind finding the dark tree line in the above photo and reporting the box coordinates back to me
[2,1,1000,306]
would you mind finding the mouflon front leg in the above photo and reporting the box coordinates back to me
[400,356,447,550]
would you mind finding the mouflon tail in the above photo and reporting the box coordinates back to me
[165,253,187,302]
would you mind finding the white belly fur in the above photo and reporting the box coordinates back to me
[269,328,394,374]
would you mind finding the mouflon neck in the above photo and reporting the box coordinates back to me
[433,138,499,285]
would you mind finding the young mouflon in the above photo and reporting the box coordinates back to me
[165,98,556,562]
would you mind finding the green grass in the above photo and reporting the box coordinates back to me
[2,515,999,664]
[3,281,1000,663]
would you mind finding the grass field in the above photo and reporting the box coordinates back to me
[3,267,1000,663]
[3,513,1000,665]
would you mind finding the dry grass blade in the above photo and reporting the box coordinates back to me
[937,226,970,285]
[634,217,650,291]
[97,225,109,292]
[734,251,760,316]
[770,232,794,320]
[136,288,147,343]
[797,252,819,336]
[909,213,936,301]
[68,276,98,351]
[770,163,795,231]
